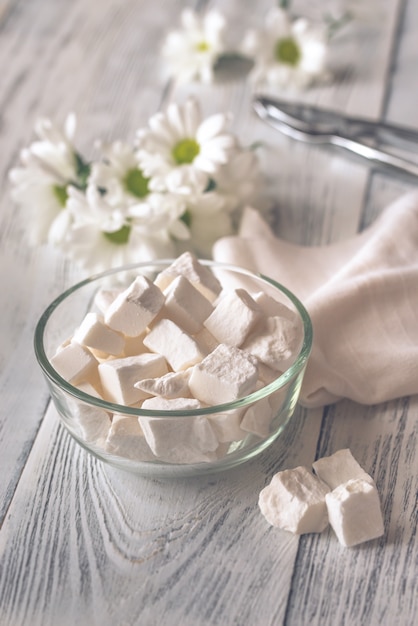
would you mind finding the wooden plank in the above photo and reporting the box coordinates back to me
[0,402,322,626]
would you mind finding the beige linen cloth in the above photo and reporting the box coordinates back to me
[213,192,418,408]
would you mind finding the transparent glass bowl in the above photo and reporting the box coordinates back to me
[34,260,312,478]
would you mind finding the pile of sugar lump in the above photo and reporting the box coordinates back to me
[259,448,385,547]
[51,252,303,464]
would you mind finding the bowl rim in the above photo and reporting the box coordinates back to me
[34,259,313,418]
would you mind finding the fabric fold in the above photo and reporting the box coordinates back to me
[213,192,418,407]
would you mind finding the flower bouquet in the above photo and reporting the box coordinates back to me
[9,99,262,274]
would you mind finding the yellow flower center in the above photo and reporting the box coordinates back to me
[103,224,131,245]
[196,40,209,52]
[275,37,301,66]
[172,139,200,165]
[52,184,68,207]
[124,168,150,198]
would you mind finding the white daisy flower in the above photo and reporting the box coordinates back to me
[91,139,187,217]
[213,148,262,213]
[28,113,80,181]
[243,7,328,90]
[91,140,152,207]
[164,165,233,258]
[136,98,237,180]
[9,154,69,245]
[161,8,226,84]
[8,113,90,245]
[56,185,184,274]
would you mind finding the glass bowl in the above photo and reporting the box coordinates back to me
[34,259,312,478]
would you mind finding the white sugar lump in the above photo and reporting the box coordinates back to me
[253,291,298,322]
[243,315,302,371]
[154,251,222,302]
[144,318,206,371]
[135,370,191,399]
[98,353,168,405]
[241,396,273,438]
[204,288,262,347]
[325,479,384,547]
[68,382,110,444]
[258,466,330,534]
[105,275,165,337]
[188,343,258,405]
[208,409,247,443]
[94,287,123,314]
[257,362,282,385]
[163,275,213,334]
[313,448,374,490]
[139,396,219,463]
[193,327,220,353]
[105,414,155,461]
[73,312,125,356]
[51,342,98,386]
[72,404,111,445]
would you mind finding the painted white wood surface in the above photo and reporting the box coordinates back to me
[0,1,417,625]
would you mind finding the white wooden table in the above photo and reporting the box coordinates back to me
[0,1,417,624]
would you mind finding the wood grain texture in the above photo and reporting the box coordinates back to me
[0,403,322,626]
[0,0,417,624]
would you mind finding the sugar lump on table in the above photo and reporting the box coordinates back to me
[259,449,384,548]
[188,343,258,405]
[98,353,169,405]
[313,448,374,490]
[105,274,165,336]
[325,478,384,547]
[258,466,330,534]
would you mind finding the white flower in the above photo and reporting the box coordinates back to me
[90,139,187,222]
[9,154,69,245]
[91,140,151,207]
[27,113,79,181]
[56,186,181,274]
[8,113,89,245]
[161,8,226,84]
[136,98,236,180]
[213,148,262,213]
[164,165,234,258]
[243,7,328,90]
